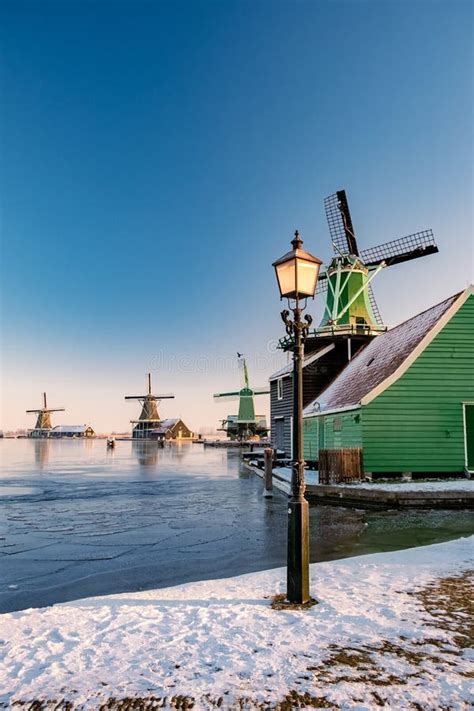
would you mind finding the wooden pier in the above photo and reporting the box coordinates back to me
[243,461,474,510]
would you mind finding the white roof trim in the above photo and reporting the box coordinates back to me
[360,285,473,406]
[303,404,361,418]
[269,343,335,381]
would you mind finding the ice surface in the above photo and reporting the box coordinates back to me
[2,441,473,614]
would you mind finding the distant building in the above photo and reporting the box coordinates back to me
[125,373,175,439]
[29,428,53,439]
[50,425,95,438]
[149,418,194,441]
[214,356,269,441]
[26,392,65,439]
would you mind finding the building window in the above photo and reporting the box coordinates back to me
[333,417,343,432]
[277,378,283,400]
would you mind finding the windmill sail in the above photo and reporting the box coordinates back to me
[315,190,439,333]
[368,283,383,326]
[214,356,269,440]
[324,190,359,256]
[316,276,329,295]
[252,386,271,395]
[360,230,438,268]
[26,393,65,432]
[125,374,175,438]
[213,391,241,402]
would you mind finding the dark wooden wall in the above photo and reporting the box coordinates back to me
[270,337,371,456]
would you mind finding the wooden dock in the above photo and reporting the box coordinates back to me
[244,462,474,510]
[199,439,272,449]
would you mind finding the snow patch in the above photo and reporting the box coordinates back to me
[0,537,473,708]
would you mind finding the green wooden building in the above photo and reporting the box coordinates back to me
[302,286,474,475]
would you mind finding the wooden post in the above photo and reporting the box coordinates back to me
[263,447,273,497]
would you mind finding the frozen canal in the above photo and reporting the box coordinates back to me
[1,439,473,613]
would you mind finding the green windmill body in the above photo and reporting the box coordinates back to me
[322,256,380,330]
[214,356,270,441]
[237,359,256,422]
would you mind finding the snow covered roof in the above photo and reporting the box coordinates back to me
[52,425,93,433]
[304,287,471,415]
[149,418,180,434]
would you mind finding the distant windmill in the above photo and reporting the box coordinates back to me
[125,373,174,439]
[26,393,65,438]
[316,190,439,331]
[214,355,270,441]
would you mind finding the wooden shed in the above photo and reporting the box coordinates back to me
[302,287,474,476]
[149,418,194,441]
[49,425,95,438]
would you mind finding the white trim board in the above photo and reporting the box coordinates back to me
[269,343,335,382]
[303,404,361,419]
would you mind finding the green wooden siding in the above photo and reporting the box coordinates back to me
[303,410,362,460]
[363,295,474,473]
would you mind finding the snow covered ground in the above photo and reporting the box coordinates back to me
[272,466,473,492]
[344,479,474,492]
[1,536,473,710]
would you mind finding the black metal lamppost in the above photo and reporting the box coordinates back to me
[272,231,322,604]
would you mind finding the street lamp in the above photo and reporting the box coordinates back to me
[272,231,322,604]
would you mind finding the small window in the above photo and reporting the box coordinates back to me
[277,378,283,401]
[333,417,343,432]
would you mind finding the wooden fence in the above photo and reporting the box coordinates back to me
[319,448,363,485]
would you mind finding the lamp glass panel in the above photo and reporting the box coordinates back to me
[295,258,320,296]
[275,258,297,297]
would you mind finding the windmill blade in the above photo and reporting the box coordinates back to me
[324,190,359,256]
[316,277,328,295]
[125,394,174,400]
[213,394,240,402]
[26,407,65,413]
[253,386,271,395]
[368,283,384,326]
[360,230,438,268]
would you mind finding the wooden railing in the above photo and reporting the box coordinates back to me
[319,448,363,484]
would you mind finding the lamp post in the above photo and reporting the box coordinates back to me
[272,231,322,604]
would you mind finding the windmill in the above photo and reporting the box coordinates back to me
[315,189,439,333]
[26,393,65,438]
[214,355,270,441]
[125,373,174,439]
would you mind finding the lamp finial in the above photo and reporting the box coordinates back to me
[292,230,303,250]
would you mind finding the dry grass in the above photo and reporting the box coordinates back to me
[270,593,319,610]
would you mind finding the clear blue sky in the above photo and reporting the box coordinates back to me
[1,0,472,432]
